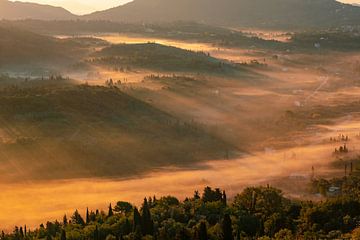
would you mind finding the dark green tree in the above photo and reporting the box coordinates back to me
[141,198,154,235]
[86,207,90,224]
[94,225,99,240]
[202,187,222,202]
[63,215,68,226]
[71,210,85,225]
[108,204,113,217]
[123,218,131,235]
[222,214,233,240]
[199,222,208,240]
[133,207,142,232]
[19,227,24,238]
[222,191,227,206]
[60,229,66,240]
[114,201,133,214]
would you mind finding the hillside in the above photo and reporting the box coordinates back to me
[85,0,360,29]
[91,42,238,73]
[0,24,93,70]
[0,0,76,20]
[0,82,230,181]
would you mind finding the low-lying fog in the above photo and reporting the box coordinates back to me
[2,33,360,231]
[1,117,359,230]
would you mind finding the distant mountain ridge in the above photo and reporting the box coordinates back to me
[84,0,360,28]
[0,0,76,20]
[1,0,360,29]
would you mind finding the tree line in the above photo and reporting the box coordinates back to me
[2,182,360,240]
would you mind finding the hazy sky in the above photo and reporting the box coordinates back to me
[10,0,360,14]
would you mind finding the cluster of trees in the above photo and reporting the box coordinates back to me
[334,144,349,154]
[3,182,360,240]
[330,134,349,143]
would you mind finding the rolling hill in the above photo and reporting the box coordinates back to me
[0,0,76,20]
[0,24,92,69]
[91,42,237,73]
[0,82,230,181]
[85,0,360,29]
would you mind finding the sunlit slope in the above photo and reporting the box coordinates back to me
[0,24,107,70]
[91,42,240,73]
[0,83,230,181]
[85,0,360,29]
[0,25,78,67]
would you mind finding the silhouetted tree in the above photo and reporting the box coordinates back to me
[202,187,222,202]
[63,215,68,226]
[123,218,131,235]
[222,214,233,240]
[114,201,133,214]
[86,207,90,224]
[194,191,200,200]
[94,225,99,240]
[71,210,85,225]
[60,229,66,240]
[222,190,227,206]
[108,204,113,217]
[199,222,208,240]
[141,198,153,235]
[133,207,142,232]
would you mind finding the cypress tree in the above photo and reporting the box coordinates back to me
[63,215,68,226]
[60,229,66,240]
[94,225,99,240]
[86,207,90,224]
[133,207,142,232]
[141,198,153,235]
[222,214,233,240]
[199,222,208,240]
[108,203,114,217]
[19,227,24,238]
[222,191,227,206]
[71,210,85,225]
[123,218,131,235]
[134,225,142,240]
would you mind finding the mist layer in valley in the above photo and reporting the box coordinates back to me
[1,19,360,229]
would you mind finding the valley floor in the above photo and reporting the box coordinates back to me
[2,33,360,230]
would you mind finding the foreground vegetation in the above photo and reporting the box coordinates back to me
[3,175,360,240]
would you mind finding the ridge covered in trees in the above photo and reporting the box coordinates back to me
[3,179,360,240]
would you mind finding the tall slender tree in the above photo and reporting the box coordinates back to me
[141,198,154,235]
[222,191,227,206]
[19,227,24,238]
[63,215,68,226]
[199,222,208,240]
[133,207,142,232]
[108,204,114,217]
[94,225,99,240]
[222,214,233,240]
[60,229,66,240]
